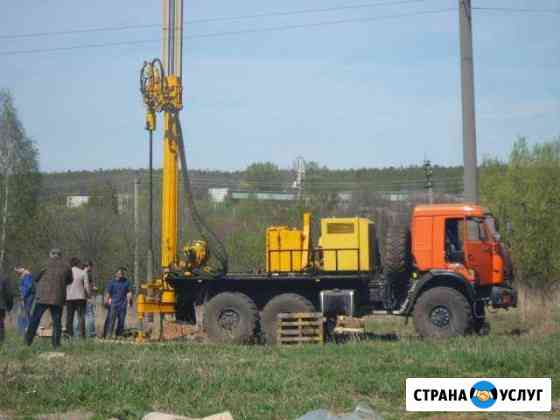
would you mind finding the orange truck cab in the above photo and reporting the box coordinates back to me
[395,204,516,337]
[412,204,510,285]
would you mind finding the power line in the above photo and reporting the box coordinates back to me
[188,9,455,39]
[40,176,464,195]
[472,7,560,14]
[0,8,455,57]
[0,0,430,41]
[40,173,464,186]
[0,38,159,56]
[0,24,159,41]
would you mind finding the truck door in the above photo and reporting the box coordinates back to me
[464,217,493,285]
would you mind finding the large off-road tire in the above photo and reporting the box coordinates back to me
[383,225,412,309]
[413,287,472,338]
[384,225,412,279]
[204,292,259,344]
[261,293,315,345]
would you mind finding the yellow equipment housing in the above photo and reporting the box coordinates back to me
[265,213,375,273]
[266,213,311,272]
[319,217,374,272]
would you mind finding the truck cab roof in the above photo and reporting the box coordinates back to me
[413,203,489,218]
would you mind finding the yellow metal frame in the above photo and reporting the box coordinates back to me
[161,111,179,268]
[136,0,184,340]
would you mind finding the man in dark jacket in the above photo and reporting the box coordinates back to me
[0,275,14,344]
[25,248,73,348]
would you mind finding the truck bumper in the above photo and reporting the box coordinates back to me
[490,286,517,309]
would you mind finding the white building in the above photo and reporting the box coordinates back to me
[209,188,229,203]
[66,195,90,208]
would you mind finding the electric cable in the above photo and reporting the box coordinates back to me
[472,7,560,14]
[0,0,432,41]
[0,8,455,57]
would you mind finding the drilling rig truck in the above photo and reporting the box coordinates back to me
[135,0,517,344]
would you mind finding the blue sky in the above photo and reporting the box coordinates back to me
[1,0,558,172]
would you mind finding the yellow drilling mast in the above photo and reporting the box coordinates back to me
[136,0,185,338]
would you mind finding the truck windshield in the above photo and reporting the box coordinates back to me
[484,216,500,241]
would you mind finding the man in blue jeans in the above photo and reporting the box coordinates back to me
[103,268,132,338]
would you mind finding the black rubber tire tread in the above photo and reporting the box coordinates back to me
[413,286,473,338]
[383,225,412,309]
[261,293,315,345]
[383,224,412,280]
[204,292,259,344]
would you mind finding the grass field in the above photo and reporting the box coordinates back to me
[0,309,558,420]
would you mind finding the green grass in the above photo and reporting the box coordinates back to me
[0,310,558,420]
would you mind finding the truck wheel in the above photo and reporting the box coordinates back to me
[383,225,412,309]
[204,292,258,344]
[413,287,472,338]
[384,225,412,279]
[261,293,315,345]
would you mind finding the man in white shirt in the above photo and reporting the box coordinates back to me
[65,257,90,338]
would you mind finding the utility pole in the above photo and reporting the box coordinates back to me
[423,160,434,204]
[459,0,479,203]
[294,156,306,201]
[133,177,140,291]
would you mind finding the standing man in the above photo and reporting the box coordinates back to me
[0,274,14,345]
[83,261,97,337]
[15,265,34,334]
[103,267,132,338]
[65,257,90,339]
[25,248,73,348]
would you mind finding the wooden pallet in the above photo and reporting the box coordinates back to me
[277,312,324,345]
